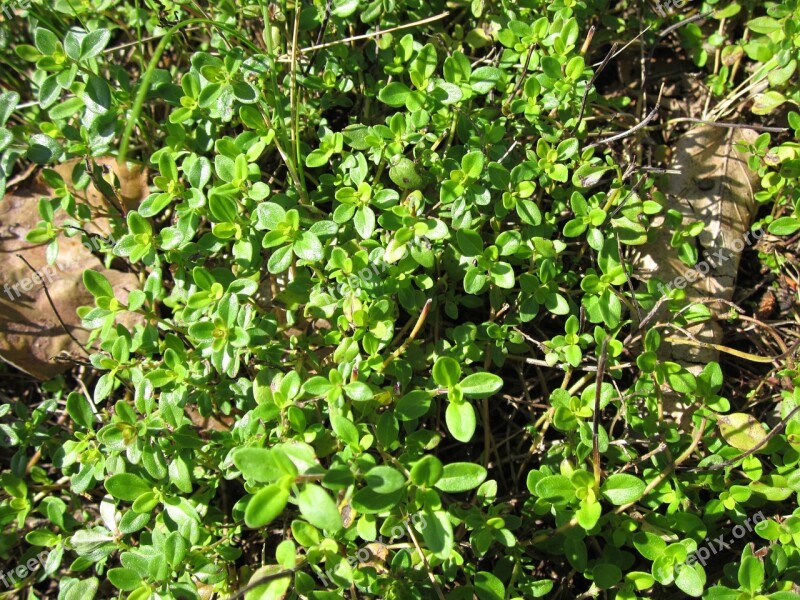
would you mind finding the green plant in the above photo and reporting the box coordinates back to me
[1,0,800,599]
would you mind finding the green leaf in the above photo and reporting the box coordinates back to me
[664,362,696,394]
[332,0,359,17]
[378,82,412,107]
[446,400,476,442]
[410,455,444,487]
[104,473,151,502]
[535,475,575,503]
[208,193,238,223]
[330,414,359,446]
[83,270,114,300]
[461,151,484,179]
[738,550,764,593]
[244,565,292,600]
[460,372,503,398]
[365,466,406,494]
[577,498,602,530]
[474,571,505,600]
[62,578,99,600]
[593,563,622,590]
[305,148,331,168]
[633,531,667,561]
[34,28,59,55]
[600,473,646,505]
[296,484,342,532]
[573,164,613,189]
[66,393,94,429]
[517,200,542,225]
[470,66,502,93]
[107,568,142,591]
[27,133,61,164]
[131,490,159,513]
[293,231,323,262]
[565,55,585,81]
[353,205,375,239]
[751,90,786,115]
[434,462,487,492]
[675,563,706,597]
[351,487,404,513]
[768,217,800,236]
[541,56,562,79]
[431,81,463,104]
[396,390,432,420]
[456,229,484,257]
[268,245,293,274]
[344,381,373,402]
[233,447,297,482]
[50,95,86,120]
[389,157,422,190]
[433,356,461,387]
[80,29,111,60]
[245,484,290,528]
[489,262,515,288]
[420,508,454,558]
[747,16,781,34]
[410,43,438,88]
[0,91,19,127]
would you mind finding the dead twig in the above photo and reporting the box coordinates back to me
[16,254,91,357]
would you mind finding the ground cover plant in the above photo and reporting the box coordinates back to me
[1,0,800,598]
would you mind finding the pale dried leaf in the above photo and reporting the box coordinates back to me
[0,189,141,379]
[638,125,759,365]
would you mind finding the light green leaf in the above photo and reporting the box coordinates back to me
[104,473,151,502]
[245,484,290,528]
[378,82,412,107]
[446,400,476,442]
[433,356,461,387]
[434,462,487,492]
[80,29,111,60]
[535,475,575,504]
[293,231,323,262]
[460,372,503,398]
[365,466,406,494]
[600,473,646,505]
[396,390,432,420]
[244,564,292,600]
[296,484,342,532]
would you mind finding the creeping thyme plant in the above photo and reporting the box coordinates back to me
[1,0,800,598]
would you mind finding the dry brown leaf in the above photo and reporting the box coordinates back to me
[0,188,142,380]
[635,125,760,419]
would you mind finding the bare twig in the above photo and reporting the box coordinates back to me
[287,12,449,56]
[571,43,619,134]
[584,91,662,150]
[592,336,610,487]
[666,117,789,133]
[16,254,90,357]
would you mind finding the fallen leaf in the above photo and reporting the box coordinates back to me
[717,412,768,452]
[0,188,142,379]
